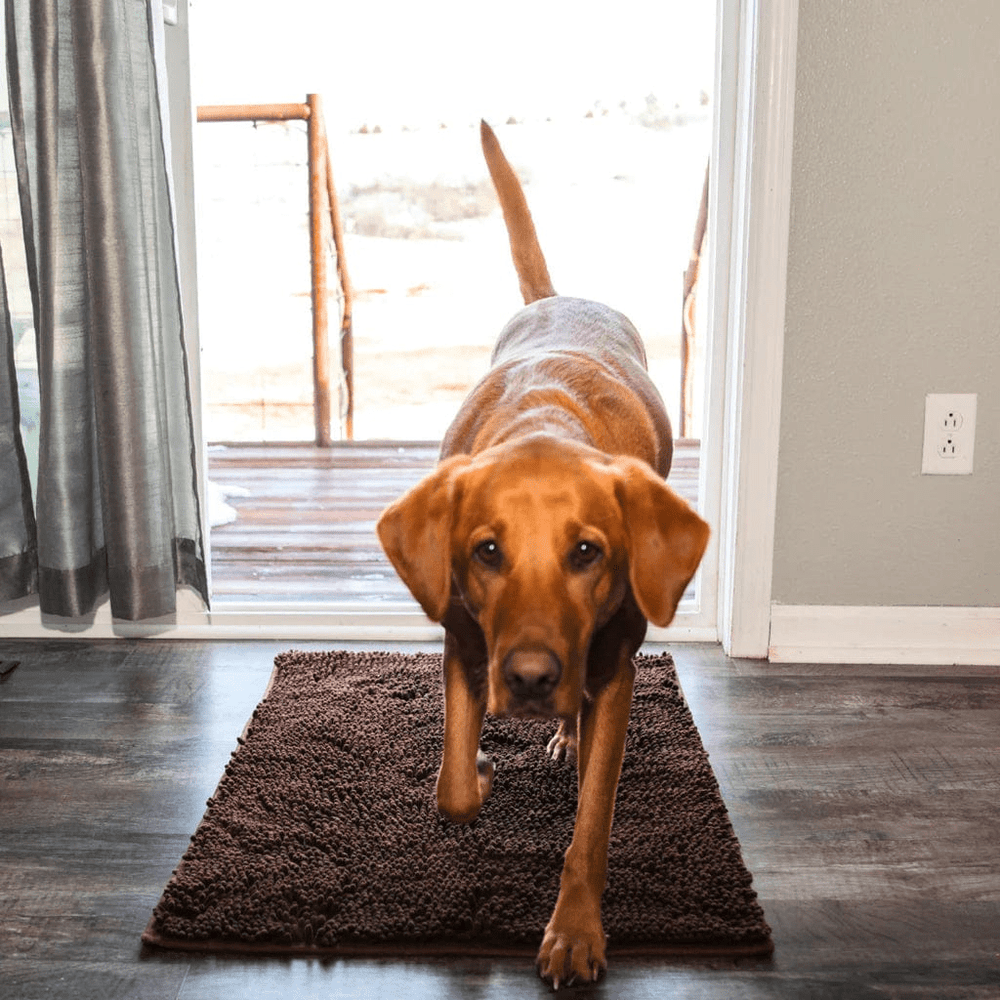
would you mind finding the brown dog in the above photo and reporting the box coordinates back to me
[377,121,710,987]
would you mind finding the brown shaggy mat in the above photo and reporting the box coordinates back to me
[142,650,771,959]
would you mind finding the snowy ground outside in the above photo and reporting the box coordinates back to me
[196,111,712,442]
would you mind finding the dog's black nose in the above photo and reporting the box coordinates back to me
[503,648,561,701]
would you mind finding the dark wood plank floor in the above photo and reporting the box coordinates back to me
[206,441,701,605]
[1,639,996,998]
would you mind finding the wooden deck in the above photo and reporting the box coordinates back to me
[207,440,701,605]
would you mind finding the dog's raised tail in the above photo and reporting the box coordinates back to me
[480,120,556,305]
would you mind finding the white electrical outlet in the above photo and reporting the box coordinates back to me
[921,393,977,475]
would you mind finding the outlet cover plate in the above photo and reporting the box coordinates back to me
[922,393,977,475]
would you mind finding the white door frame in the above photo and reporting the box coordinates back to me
[711,0,798,657]
[1,0,799,645]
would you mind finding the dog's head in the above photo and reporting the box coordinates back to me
[377,435,709,719]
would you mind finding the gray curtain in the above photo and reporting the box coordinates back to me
[1,0,208,620]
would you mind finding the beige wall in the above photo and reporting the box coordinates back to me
[771,0,1000,608]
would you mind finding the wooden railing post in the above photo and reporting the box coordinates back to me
[196,97,354,443]
[680,160,710,440]
[307,93,333,446]
[325,143,354,441]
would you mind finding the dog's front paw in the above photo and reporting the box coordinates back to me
[536,912,606,989]
[436,751,494,823]
[476,749,495,801]
[545,721,577,762]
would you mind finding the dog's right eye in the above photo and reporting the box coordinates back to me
[569,539,603,571]
[474,539,503,568]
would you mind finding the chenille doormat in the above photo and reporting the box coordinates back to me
[143,650,771,959]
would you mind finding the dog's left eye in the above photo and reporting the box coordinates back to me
[474,538,503,568]
[569,540,603,570]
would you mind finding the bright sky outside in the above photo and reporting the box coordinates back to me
[190,0,716,131]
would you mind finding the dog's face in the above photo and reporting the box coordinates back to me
[377,435,709,719]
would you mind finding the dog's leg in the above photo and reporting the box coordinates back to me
[436,632,492,823]
[536,652,635,987]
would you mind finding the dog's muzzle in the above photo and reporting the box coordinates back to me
[502,647,562,714]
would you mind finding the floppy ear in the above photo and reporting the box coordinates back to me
[610,457,710,628]
[376,455,470,622]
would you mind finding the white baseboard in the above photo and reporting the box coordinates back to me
[769,604,1000,666]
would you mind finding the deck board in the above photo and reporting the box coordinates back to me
[207,440,701,605]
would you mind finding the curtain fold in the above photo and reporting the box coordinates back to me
[1,0,208,620]
[0,237,37,600]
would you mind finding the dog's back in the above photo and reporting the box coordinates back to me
[442,123,673,475]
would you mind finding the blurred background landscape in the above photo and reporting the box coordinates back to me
[190,0,715,442]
